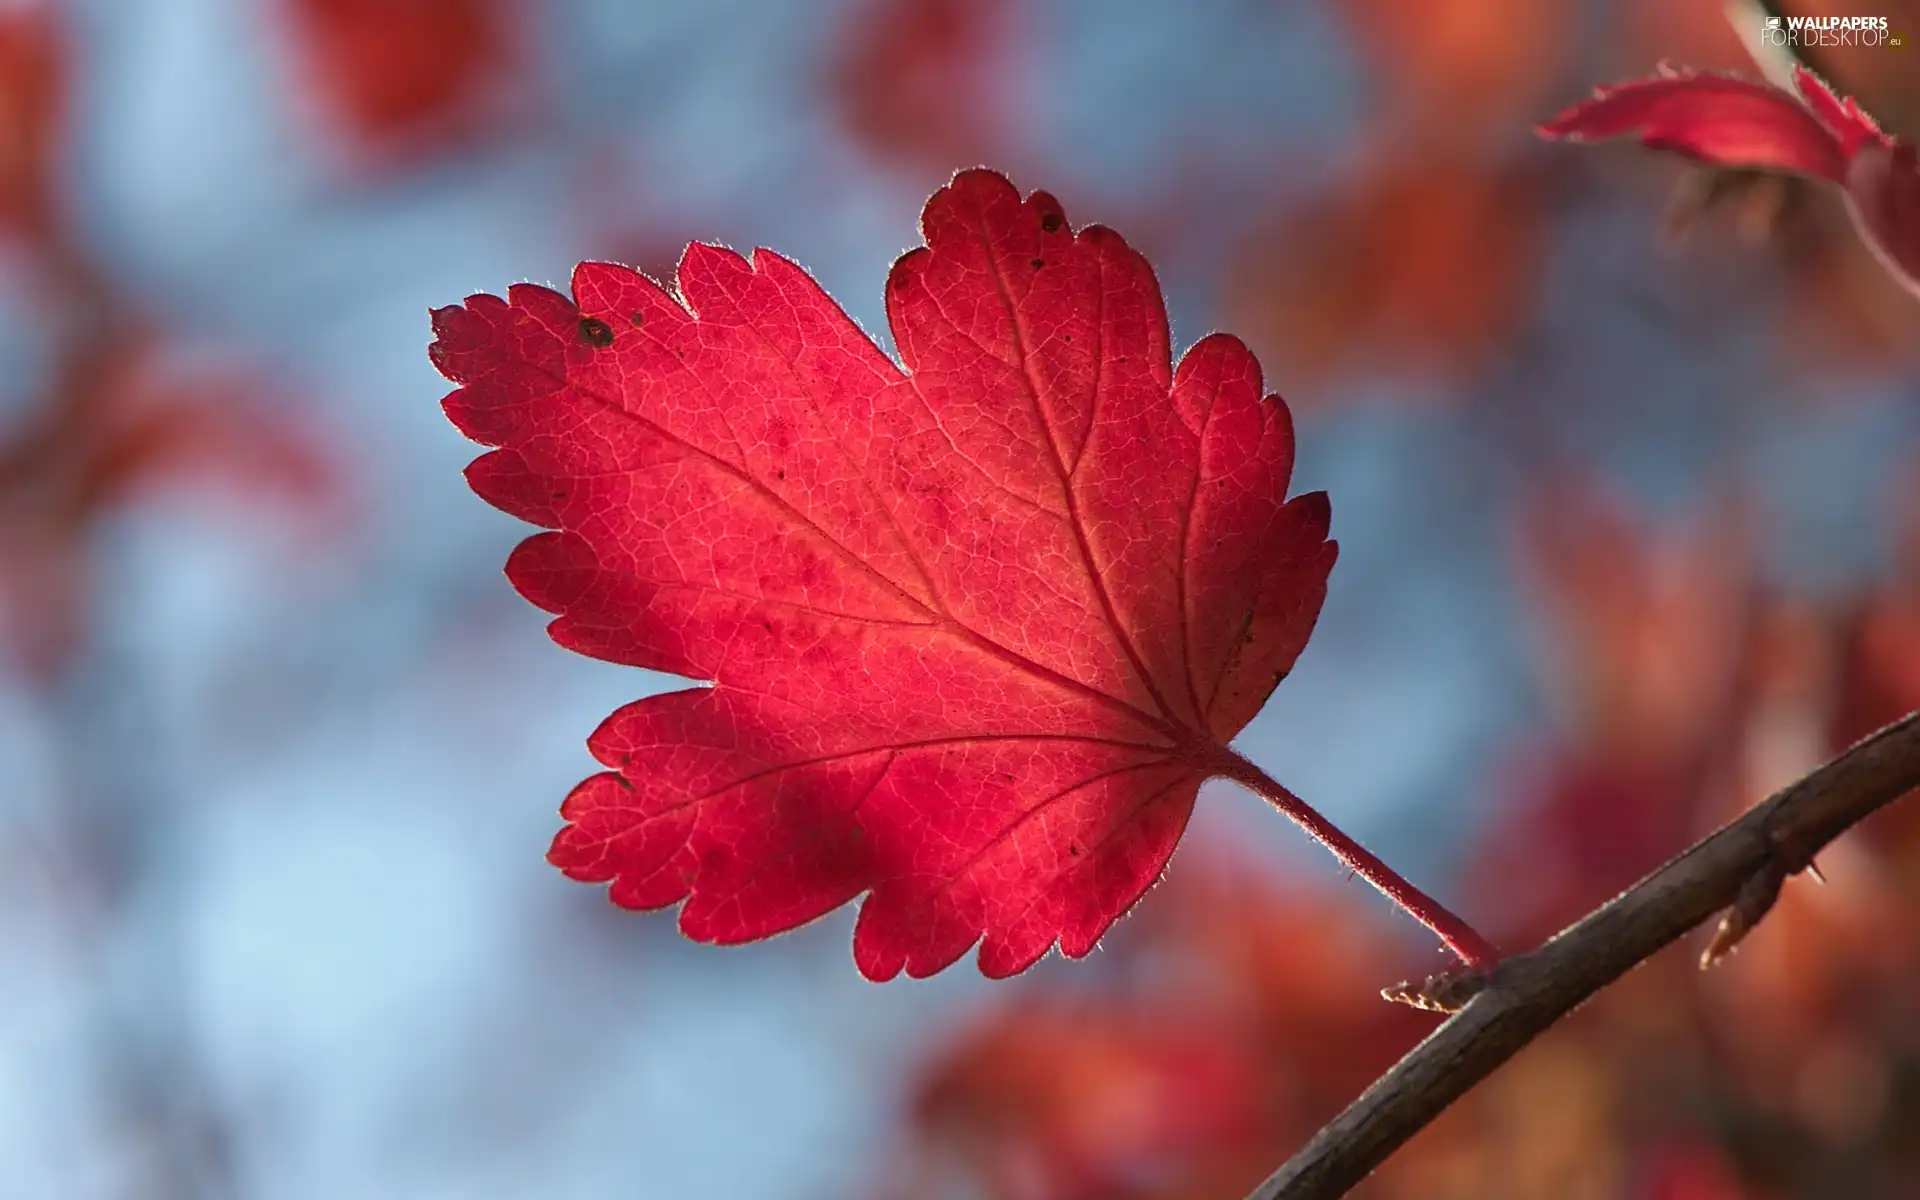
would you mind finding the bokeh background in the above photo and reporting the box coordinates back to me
[1,0,1917,1196]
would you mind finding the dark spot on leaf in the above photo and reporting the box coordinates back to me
[1063,334,1073,343]
[776,469,786,480]
[629,310,646,326]
[578,316,615,347]
[1030,258,1045,269]
[1068,843,1080,857]
[1040,211,1063,233]
[613,775,634,791]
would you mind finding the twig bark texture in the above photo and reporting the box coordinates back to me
[1250,709,1920,1200]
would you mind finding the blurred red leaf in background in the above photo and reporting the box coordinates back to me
[1225,0,1567,399]
[1338,0,1565,143]
[0,327,336,679]
[1464,482,1753,942]
[1225,153,1548,393]
[0,1,66,246]
[828,0,1014,171]
[891,846,1432,1199]
[1835,481,1920,750]
[277,0,527,164]
[1516,480,1753,760]
[903,999,1266,1200]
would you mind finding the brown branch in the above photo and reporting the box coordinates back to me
[1248,709,1920,1200]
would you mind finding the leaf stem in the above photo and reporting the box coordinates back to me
[1215,751,1502,970]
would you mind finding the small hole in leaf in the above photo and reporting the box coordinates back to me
[1040,212,1063,233]
[578,316,615,347]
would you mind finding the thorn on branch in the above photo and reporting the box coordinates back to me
[1701,858,1787,968]
[1381,967,1489,1013]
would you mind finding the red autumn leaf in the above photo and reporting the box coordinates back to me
[431,170,1350,980]
[1539,68,1852,181]
[1539,65,1920,296]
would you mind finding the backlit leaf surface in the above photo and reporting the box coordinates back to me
[431,170,1334,978]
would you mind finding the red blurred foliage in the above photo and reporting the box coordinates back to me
[0,5,338,683]
[1517,481,1752,760]
[1639,1141,1766,1200]
[828,0,1014,171]
[1225,152,1548,392]
[903,1000,1265,1200]
[1337,0,1566,144]
[1466,482,1753,943]
[1471,477,1920,1195]
[277,0,527,164]
[0,2,67,245]
[1473,751,1700,945]
[1234,0,1920,401]
[887,851,1433,1199]
[0,325,336,680]
[1835,504,1920,739]
[1832,472,1920,855]
[1229,0,1568,394]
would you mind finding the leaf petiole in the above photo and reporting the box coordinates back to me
[1213,750,1502,970]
